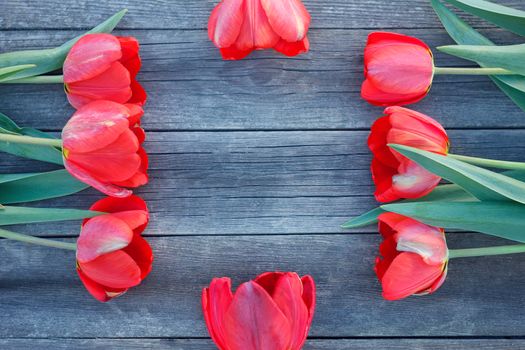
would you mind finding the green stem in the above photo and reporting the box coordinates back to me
[0,228,76,251]
[0,133,63,148]
[433,67,515,75]
[449,153,525,170]
[2,75,64,84]
[449,244,525,259]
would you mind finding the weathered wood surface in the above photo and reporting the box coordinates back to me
[2,0,525,348]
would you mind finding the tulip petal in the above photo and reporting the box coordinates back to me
[361,78,429,107]
[202,278,234,350]
[77,215,133,263]
[395,219,448,265]
[381,252,445,301]
[114,147,149,188]
[368,116,399,169]
[220,46,254,60]
[208,0,245,48]
[272,273,309,350]
[300,275,316,324]
[79,250,142,289]
[128,79,148,106]
[117,36,141,77]
[64,159,132,198]
[234,0,280,50]
[124,104,145,127]
[62,100,131,153]
[77,268,127,302]
[392,160,441,199]
[261,0,311,42]
[64,34,122,84]
[253,271,285,295]
[367,32,430,51]
[371,158,399,203]
[223,281,292,350]
[87,195,149,233]
[122,233,153,280]
[273,36,309,56]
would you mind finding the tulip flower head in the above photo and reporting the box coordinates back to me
[62,100,149,198]
[64,33,146,109]
[202,272,316,350]
[76,195,153,302]
[376,213,448,301]
[362,32,434,106]
[208,0,311,60]
[368,106,449,203]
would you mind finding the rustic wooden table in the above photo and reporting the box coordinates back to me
[1,1,525,349]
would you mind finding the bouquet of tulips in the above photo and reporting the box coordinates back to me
[344,0,525,301]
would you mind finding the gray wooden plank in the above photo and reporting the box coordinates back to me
[1,233,525,337]
[2,129,524,236]
[1,0,524,30]
[1,29,524,131]
[1,338,525,350]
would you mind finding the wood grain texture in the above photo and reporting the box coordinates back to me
[1,29,525,131]
[1,234,525,338]
[1,129,524,236]
[2,338,525,350]
[0,0,523,30]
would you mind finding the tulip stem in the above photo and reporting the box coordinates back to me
[449,244,525,259]
[449,153,525,170]
[2,75,64,84]
[0,228,76,251]
[0,133,63,148]
[433,67,515,75]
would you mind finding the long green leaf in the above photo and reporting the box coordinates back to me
[0,64,36,82]
[382,201,525,243]
[0,9,126,81]
[439,44,525,76]
[0,170,88,204]
[0,206,102,226]
[432,0,525,111]
[390,144,525,203]
[442,0,525,36]
[0,112,63,164]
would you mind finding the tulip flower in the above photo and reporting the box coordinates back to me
[62,100,148,198]
[208,0,311,60]
[202,271,316,350]
[361,32,515,106]
[76,195,153,302]
[63,33,146,109]
[376,212,448,301]
[368,106,449,203]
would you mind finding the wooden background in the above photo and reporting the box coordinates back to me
[1,0,525,348]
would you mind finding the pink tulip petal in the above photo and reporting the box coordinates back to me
[64,34,122,84]
[202,278,234,349]
[261,0,311,42]
[208,0,245,48]
[234,0,280,50]
[77,268,127,302]
[79,250,141,289]
[391,160,441,200]
[224,281,292,350]
[88,195,149,233]
[395,219,448,265]
[77,215,133,263]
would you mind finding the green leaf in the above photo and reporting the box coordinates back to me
[0,206,102,226]
[0,9,127,82]
[431,0,525,111]
[441,0,525,37]
[438,44,525,76]
[382,201,525,243]
[0,170,88,204]
[0,112,63,164]
[390,144,525,203]
[0,64,36,82]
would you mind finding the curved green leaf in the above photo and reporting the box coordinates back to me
[0,206,102,226]
[432,0,525,111]
[442,0,525,36]
[390,144,525,203]
[0,169,88,204]
[382,201,525,243]
[0,112,63,164]
[0,64,36,82]
[438,44,525,76]
[0,9,126,82]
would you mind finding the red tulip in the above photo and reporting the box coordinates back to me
[208,0,311,60]
[62,100,148,198]
[368,106,449,203]
[76,195,153,302]
[202,272,316,350]
[362,32,434,106]
[63,33,146,109]
[376,213,448,301]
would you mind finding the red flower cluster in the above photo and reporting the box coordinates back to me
[202,272,316,349]
[208,0,311,60]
